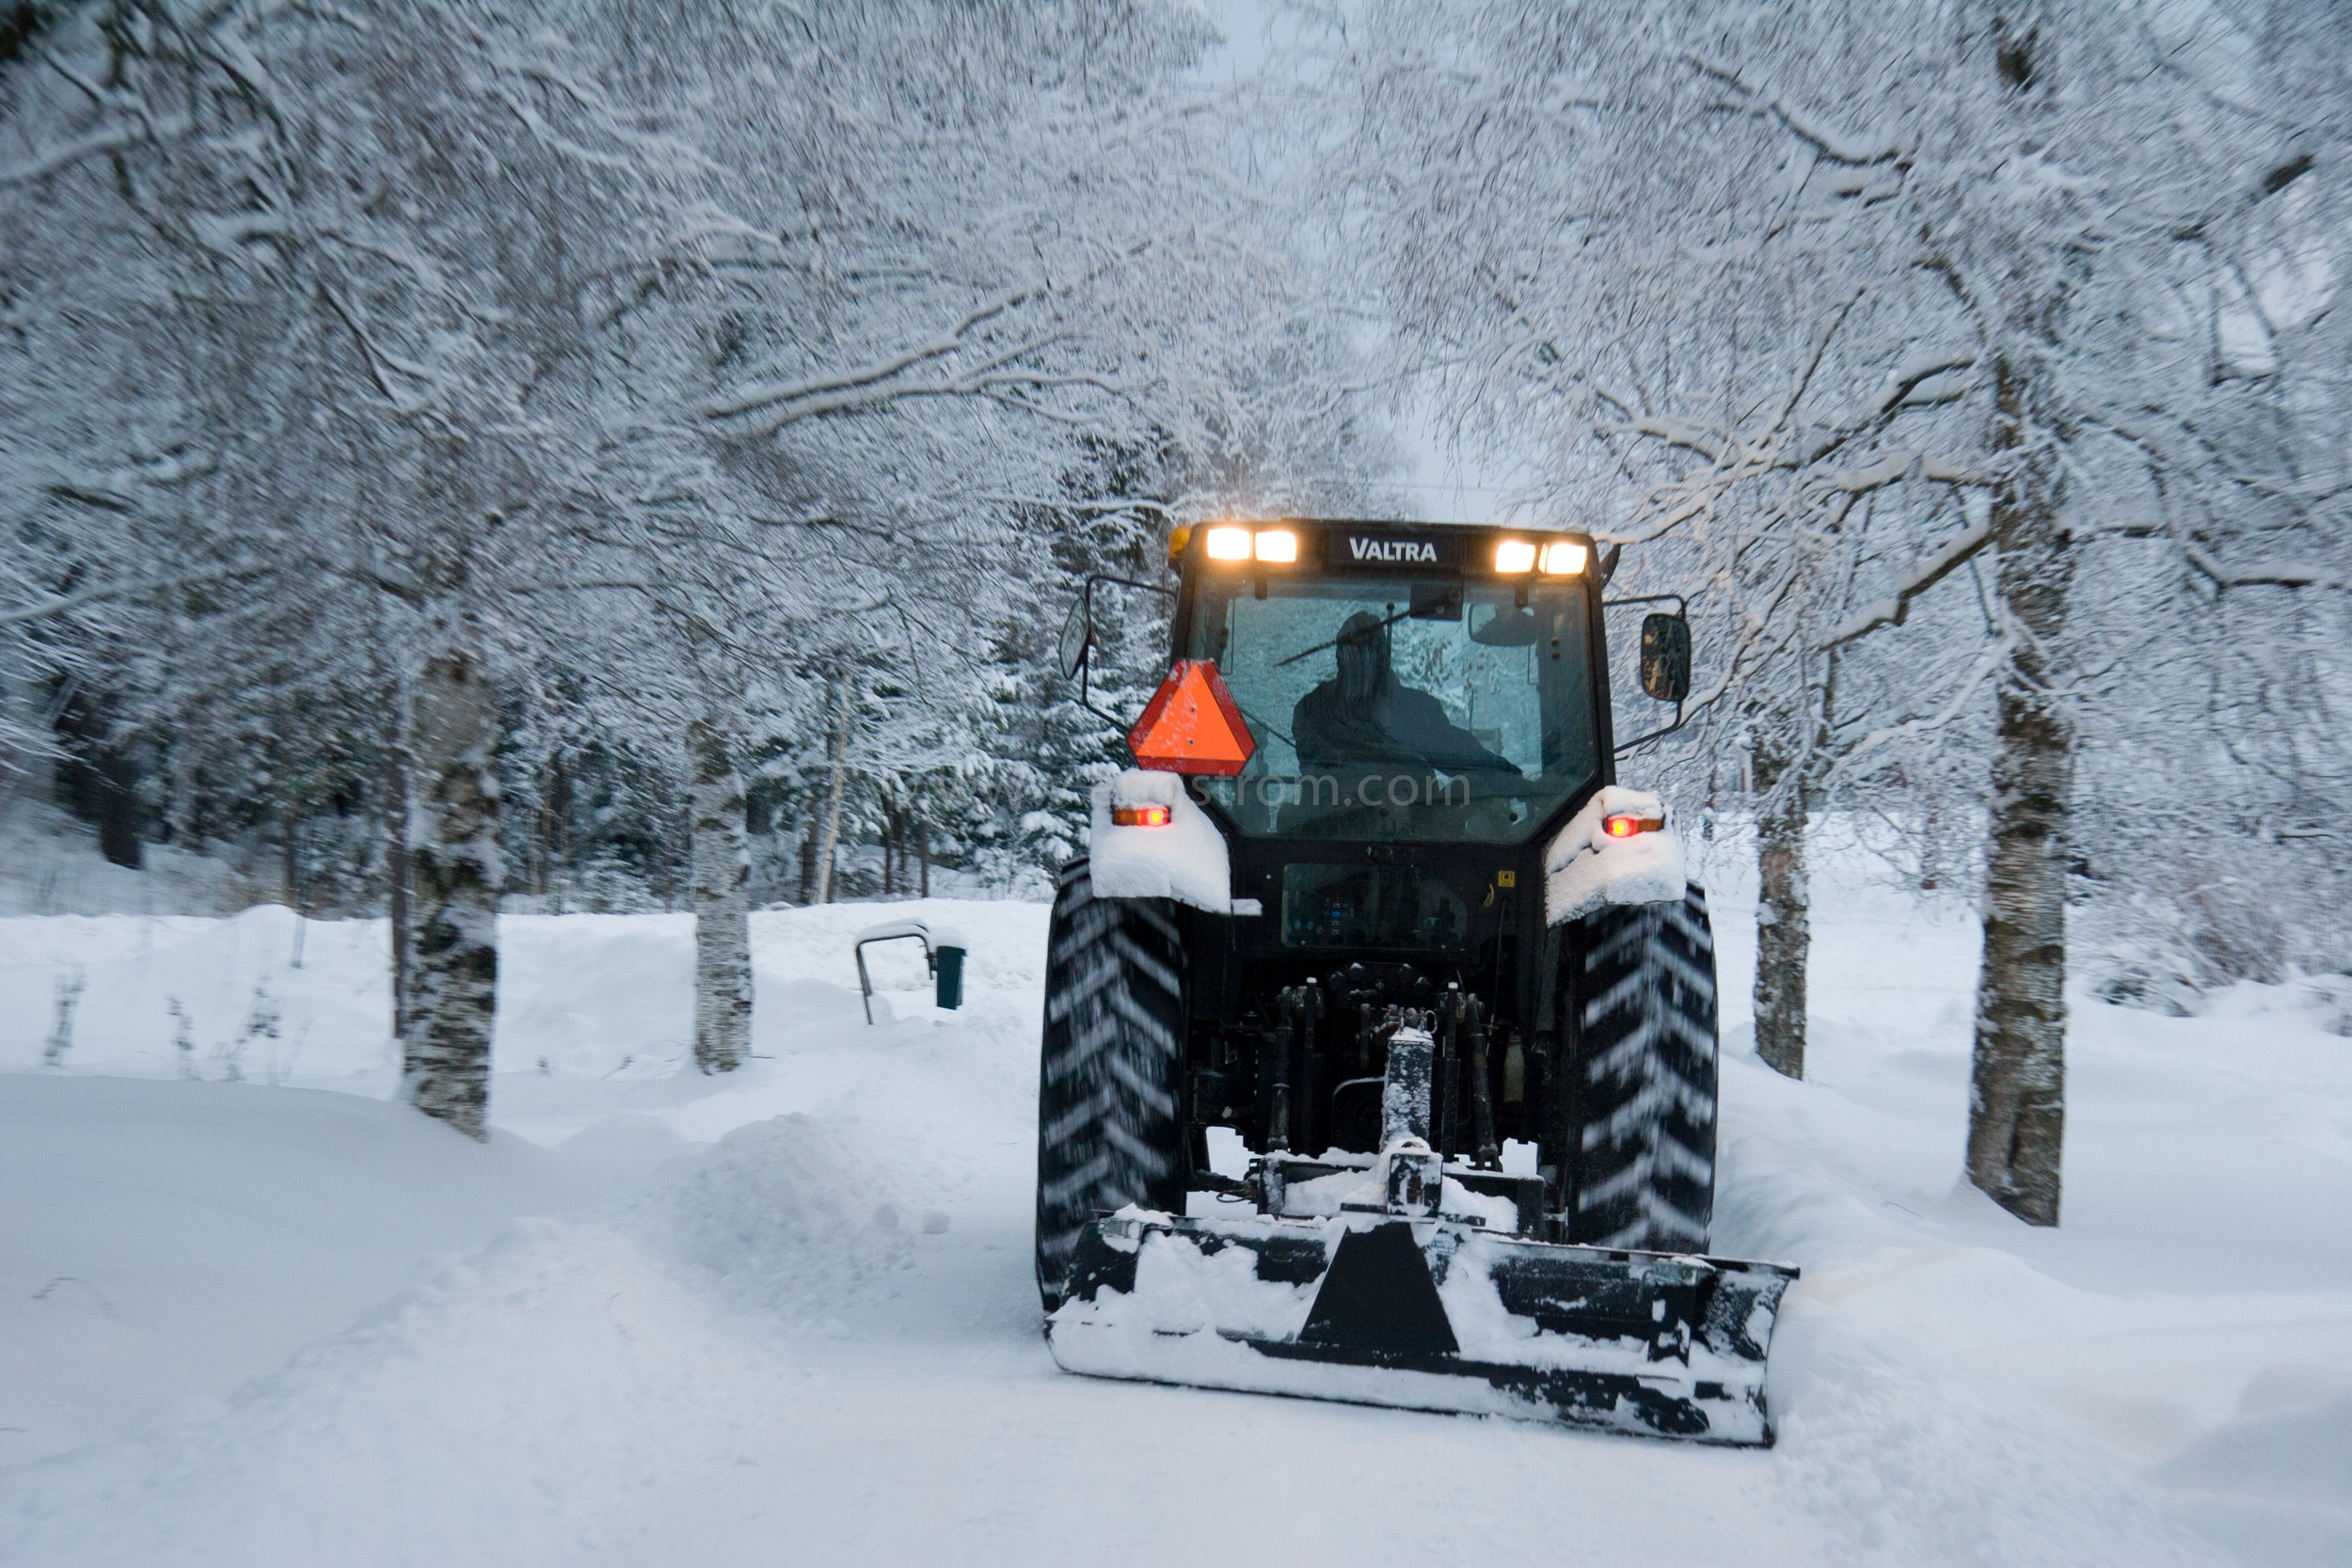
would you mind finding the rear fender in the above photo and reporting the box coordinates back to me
[1089,768,1255,916]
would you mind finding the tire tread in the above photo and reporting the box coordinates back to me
[1565,884,1720,1252]
[1035,859,1186,1307]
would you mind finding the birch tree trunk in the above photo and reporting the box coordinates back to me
[281,805,301,910]
[812,679,849,905]
[1752,718,1809,1081]
[688,714,752,1073]
[1967,356,2072,1226]
[380,685,414,1041]
[403,646,501,1139]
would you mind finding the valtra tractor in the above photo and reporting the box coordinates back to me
[1037,518,1797,1446]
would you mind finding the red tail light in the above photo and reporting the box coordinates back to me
[1604,815,1664,838]
[1112,804,1172,828]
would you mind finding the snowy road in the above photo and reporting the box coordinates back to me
[3,859,2350,1565]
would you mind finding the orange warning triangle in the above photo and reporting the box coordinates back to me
[1128,658,1256,776]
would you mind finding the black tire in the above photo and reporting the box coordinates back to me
[1563,884,1719,1253]
[1035,858,1187,1310]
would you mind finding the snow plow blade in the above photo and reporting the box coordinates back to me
[1046,1209,1797,1446]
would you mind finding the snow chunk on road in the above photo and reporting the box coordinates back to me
[624,1113,914,1320]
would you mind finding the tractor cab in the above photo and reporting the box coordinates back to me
[1175,522,1603,848]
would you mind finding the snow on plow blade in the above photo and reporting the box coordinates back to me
[1046,1210,1797,1446]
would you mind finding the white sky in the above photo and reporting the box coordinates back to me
[1190,1,1535,524]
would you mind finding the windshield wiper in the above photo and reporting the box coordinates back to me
[1227,701,1294,749]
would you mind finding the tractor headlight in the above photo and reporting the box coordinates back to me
[1494,539,1537,573]
[1252,529,1297,563]
[1603,814,1665,838]
[1204,526,1252,562]
[1540,541,1588,576]
[1111,804,1172,828]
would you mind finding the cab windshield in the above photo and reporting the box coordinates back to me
[1184,575,1597,843]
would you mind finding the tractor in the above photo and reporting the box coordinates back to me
[1037,518,1795,1445]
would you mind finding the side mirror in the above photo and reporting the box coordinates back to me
[1057,598,1093,680]
[1640,612,1691,703]
[1061,572,1178,730]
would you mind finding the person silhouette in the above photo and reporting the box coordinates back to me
[1291,610,1517,777]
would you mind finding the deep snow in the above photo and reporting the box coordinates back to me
[1,846,2348,1566]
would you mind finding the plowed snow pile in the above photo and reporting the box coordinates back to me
[1,867,2347,1567]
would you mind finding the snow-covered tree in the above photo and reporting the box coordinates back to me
[2,0,1391,1119]
[1319,0,2352,1223]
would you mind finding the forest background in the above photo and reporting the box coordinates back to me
[2,1,2345,1218]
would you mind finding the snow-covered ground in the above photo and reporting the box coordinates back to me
[0,798,271,920]
[3,850,2348,1566]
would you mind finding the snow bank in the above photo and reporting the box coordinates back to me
[0,1214,756,1565]
[506,899,1052,1076]
[624,1114,914,1320]
[2156,1391,2352,1563]
[0,896,1053,1081]
[1694,830,2352,1567]
[0,800,263,918]
[0,904,390,1078]
[0,1073,591,1468]
[0,1098,943,1565]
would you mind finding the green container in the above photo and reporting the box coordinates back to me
[933,945,966,1010]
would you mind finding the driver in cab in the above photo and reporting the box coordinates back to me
[1293,610,1517,778]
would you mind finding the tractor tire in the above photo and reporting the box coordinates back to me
[1563,884,1720,1253]
[1035,858,1187,1311]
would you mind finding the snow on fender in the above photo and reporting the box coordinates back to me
[1544,784,1688,927]
[1087,769,1252,916]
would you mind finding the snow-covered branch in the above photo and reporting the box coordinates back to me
[714,366,1130,438]
[0,565,268,628]
[699,290,1035,423]
[1874,351,1978,413]
[1818,452,1992,493]
[0,117,184,189]
[1828,630,2016,780]
[1819,521,1994,648]
[1681,55,1906,165]
[2179,543,2350,594]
